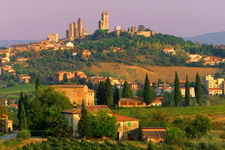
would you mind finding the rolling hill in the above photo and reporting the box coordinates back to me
[185,31,225,45]
[89,62,221,82]
[0,40,41,47]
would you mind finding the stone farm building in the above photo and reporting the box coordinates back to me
[52,71,87,82]
[0,114,13,134]
[118,97,163,107]
[50,85,95,106]
[141,127,166,143]
[62,105,140,141]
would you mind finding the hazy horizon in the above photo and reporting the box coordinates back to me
[1,0,225,40]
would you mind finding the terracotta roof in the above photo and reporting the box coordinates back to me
[119,97,144,102]
[50,85,86,88]
[142,127,166,139]
[113,113,140,122]
[8,104,18,109]
[142,127,166,130]
[209,88,222,90]
[62,105,112,114]
[2,114,8,117]
[88,89,95,93]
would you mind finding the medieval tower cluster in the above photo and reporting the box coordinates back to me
[66,11,109,41]
[66,18,88,41]
[98,11,109,30]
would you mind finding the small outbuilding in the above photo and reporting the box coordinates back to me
[141,127,166,143]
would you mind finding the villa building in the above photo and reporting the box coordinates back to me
[50,84,95,106]
[62,105,140,141]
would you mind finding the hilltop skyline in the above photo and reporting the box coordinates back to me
[1,0,225,40]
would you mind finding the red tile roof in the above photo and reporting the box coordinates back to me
[209,88,222,91]
[50,84,86,88]
[113,113,140,122]
[2,114,8,118]
[119,97,144,102]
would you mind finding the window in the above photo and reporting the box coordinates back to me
[127,122,131,127]
[71,118,73,125]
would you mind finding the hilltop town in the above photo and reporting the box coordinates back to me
[1,11,225,149]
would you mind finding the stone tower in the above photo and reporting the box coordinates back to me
[98,11,109,30]
[78,18,83,37]
[68,18,87,41]
[69,23,75,41]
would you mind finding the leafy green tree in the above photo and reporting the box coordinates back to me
[143,74,151,105]
[113,86,120,105]
[185,115,211,139]
[77,101,91,138]
[96,81,106,105]
[63,73,68,82]
[174,72,181,107]
[105,77,113,106]
[122,81,133,98]
[165,127,185,145]
[28,87,73,134]
[185,75,190,107]
[195,73,202,105]
[95,111,118,139]
[0,104,5,117]
[46,114,73,137]
[20,103,27,130]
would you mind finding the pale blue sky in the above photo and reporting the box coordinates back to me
[1,0,225,40]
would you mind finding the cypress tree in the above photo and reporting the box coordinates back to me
[20,103,27,130]
[17,92,24,126]
[143,74,151,105]
[105,77,113,106]
[174,72,181,107]
[96,81,106,105]
[35,77,42,91]
[122,81,133,98]
[195,73,202,105]
[113,86,120,105]
[77,101,91,138]
[185,75,190,107]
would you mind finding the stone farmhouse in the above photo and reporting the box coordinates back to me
[118,97,163,108]
[50,85,95,106]
[162,48,176,55]
[82,50,91,59]
[0,114,13,134]
[62,105,140,141]
[52,71,87,82]
[180,87,195,97]
[202,75,225,96]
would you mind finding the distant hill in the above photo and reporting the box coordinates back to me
[185,31,225,45]
[0,40,41,47]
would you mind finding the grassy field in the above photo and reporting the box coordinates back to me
[89,62,221,82]
[112,104,225,125]
[0,83,35,95]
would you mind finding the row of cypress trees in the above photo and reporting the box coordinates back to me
[96,75,155,106]
[174,72,202,107]
[96,77,134,105]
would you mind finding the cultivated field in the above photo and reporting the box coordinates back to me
[0,84,35,95]
[89,62,221,82]
[112,104,225,127]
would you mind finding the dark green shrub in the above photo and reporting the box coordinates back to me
[30,130,46,136]
[219,132,225,139]
[17,130,31,139]
[0,132,4,136]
